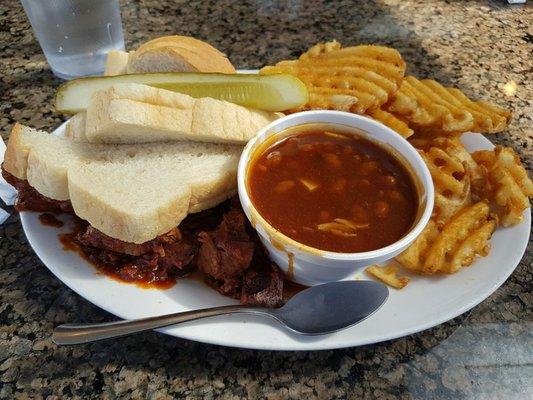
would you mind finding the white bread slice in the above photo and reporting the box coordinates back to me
[3,124,242,243]
[84,83,281,144]
[69,161,192,244]
[126,36,235,74]
[68,142,239,243]
[104,50,131,76]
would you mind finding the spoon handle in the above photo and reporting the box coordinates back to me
[53,305,268,345]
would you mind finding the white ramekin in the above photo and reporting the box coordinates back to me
[238,111,434,286]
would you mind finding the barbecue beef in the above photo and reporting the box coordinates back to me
[197,201,284,307]
[77,225,196,283]
[78,226,184,256]
[197,207,254,297]
[241,268,284,308]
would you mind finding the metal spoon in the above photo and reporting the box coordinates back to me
[53,280,388,345]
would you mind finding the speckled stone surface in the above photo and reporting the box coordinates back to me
[0,0,531,398]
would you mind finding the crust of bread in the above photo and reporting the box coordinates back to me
[104,50,131,76]
[2,123,30,179]
[65,112,87,141]
[4,125,107,200]
[126,35,235,74]
[189,189,237,214]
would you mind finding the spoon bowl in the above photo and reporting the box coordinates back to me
[274,280,389,335]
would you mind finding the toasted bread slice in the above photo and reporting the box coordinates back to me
[84,83,280,144]
[3,124,242,242]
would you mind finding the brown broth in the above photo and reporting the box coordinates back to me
[247,130,419,253]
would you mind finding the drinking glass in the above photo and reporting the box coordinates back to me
[20,0,125,79]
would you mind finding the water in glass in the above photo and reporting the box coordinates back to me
[21,0,125,79]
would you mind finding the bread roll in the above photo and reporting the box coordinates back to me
[126,36,235,74]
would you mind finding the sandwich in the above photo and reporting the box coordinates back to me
[104,35,236,76]
[2,34,287,308]
[3,123,241,241]
[2,123,284,307]
[66,83,282,144]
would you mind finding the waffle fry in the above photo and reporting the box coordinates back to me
[260,41,406,114]
[445,89,511,133]
[395,220,439,272]
[472,147,533,226]
[367,108,414,138]
[386,76,511,134]
[411,137,485,194]
[409,126,464,140]
[419,146,472,224]
[387,76,474,132]
[366,263,410,289]
[396,202,496,274]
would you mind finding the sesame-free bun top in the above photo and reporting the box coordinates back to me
[126,35,236,74]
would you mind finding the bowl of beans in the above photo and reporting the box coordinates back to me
[238,110,434,286]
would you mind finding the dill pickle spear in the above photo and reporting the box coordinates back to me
[55,72,308,113]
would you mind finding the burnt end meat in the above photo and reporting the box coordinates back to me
[179,201,230,233]
[241,268,284,308]
[76,225,197,284]
[89,251,194,284]
[197,200,286,307]
[2,169,73,213]
[77,226,183,256]
[197,207,254,291]
[204,275,243,299]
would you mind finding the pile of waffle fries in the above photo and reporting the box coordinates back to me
[261,41,532,289]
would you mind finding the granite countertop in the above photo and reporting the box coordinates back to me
[0,0,531,398]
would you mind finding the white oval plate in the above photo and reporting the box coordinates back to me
[7,114,529,351]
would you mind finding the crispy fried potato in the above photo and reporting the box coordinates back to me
[387,76,473,132]
[424,202,495,273]
[472,147,533,226]
[447,220,494,273]
[422,147,466,197]
[411,137,485,195]
[260,41,406,114]
[396,202,495,274]
[366,263,410,289]
[367,107,414,138]
[433,138,484,184]
[408,126,464,140]
[386,76,511,134]
[446,89,511,133]
[419,146,472,224]
[396,220,440,272]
